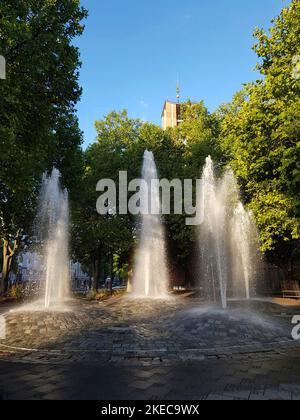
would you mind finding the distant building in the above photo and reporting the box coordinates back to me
[71,262,90,283]
[17,252,43,283]
[162,82,201,130]
[161,82,183,130]
[15,252,90,290]
[161,101,182,130]
[161,98,199,132]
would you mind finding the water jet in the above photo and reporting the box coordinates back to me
[199,156,261,309]
[132,151,169,298]
[36,168,70,309]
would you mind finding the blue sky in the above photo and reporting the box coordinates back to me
[75,0,288,148]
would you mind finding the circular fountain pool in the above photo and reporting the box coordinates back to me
[0,297,299,364]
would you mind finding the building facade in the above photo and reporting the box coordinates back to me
[161,101,182,130]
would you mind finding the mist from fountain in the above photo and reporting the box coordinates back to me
[132,151,169,298]
[199,156,261,309]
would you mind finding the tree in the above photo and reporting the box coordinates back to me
[163,101,222,279]
[218,0,300,279]
[171,101,221,179]
[73,106,222,287]
[0,0,87,293]
[72,111,140,290]
[73,111,192,287]
[1,230,22,294]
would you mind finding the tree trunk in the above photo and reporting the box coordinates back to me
[109,254,113,296]
[183,263,192,289]
[280,251,297,284]
[1,238,11,295]
[99,252,105,286]
[92,256,100,291]
[1,232,22,295]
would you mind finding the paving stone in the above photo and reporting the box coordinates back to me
[292,392,300,401]
[0,297,299,399]
[223,390,251,400]
[206,393,235,400]
[264,388,292,400]
[279,383,300,392]
[249,390,267,400]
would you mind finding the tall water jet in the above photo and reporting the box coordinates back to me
[199,157,261,308]
[199,156,229,309]
[231,203,253,300]
[132,151,169,298]
[36,169,70,309]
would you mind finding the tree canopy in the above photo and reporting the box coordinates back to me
[1,0,299,293]
[0,0,87,293]
[218,0,300,276]
[0,0,87,238]
[73,105,219,286]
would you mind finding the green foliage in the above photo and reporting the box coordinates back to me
[73,105,219,280]
[72,111,138,286]
[218,0,300,273]
[7,283,23,300]
[171,101,221,178]
[86,288,125,301]
[3,0,298,287]
[113,254,129,280]
[75,1,299,282]
[0,0,87,239]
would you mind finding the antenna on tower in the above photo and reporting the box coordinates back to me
[176,79,180,104]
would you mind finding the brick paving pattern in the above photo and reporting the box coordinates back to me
[0,295,299,400]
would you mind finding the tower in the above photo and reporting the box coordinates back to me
[161,83,182,130]
[176,81,180,104]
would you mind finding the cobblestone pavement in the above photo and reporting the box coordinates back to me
[0,350,300,400]
[0,295,299,400]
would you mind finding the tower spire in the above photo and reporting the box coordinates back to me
[176,80,180,104]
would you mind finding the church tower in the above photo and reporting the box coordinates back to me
[161,83,182,130]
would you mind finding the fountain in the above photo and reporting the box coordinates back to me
[199,156,261,309]
[132,151,169,298]
[230,202,255,300]
[36,168,70,309]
